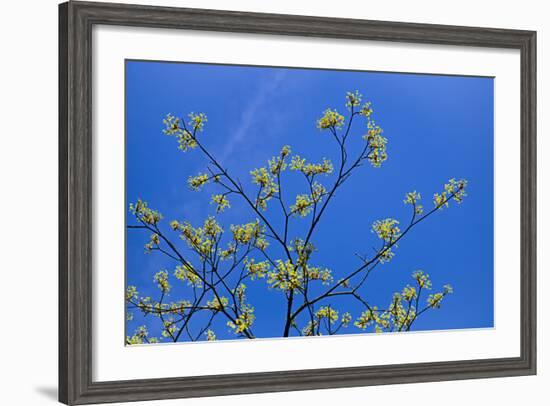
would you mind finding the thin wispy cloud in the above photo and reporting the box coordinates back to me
[217,70,288,164]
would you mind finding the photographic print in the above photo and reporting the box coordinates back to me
[124,60,494,344]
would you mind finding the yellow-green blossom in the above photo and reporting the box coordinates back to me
[207,296,229,311]
[250,167,278,209]
[345,90,362,110]
[317,108,345,129]
[290,155,306,171]
[250,167,272,187]
[129,199,162,225]
[174,264,202,287]
[372,218,401,242]
[434,178,468,209]
[126,326,150,345]
[188,173,210,191]
[311,182,327,203]
[291,194,314,217]
[305,266,333,285]
[188,112,207,132]
[401,285,417,301]
[379,247,395,263]
[153,270,171,293]
[163,113,198,151]
[355,307,379,330]
[341,312,352,326]
[268,145,291,176]
[427,292,445,308]
[126,285,138,301]
[227,304,255,334]
[404,190,424,214]
[178,217,223,258]
[443,284,454,294]
[316,306,339,323]
[161,318,179,338]
[205,329,216,341]
[144,233,160,252]
[267,260,301,291]
[219,242,236,259]
[412,270,432,290]
[245,258,270,280]
[231,220,264,245]
[211,194,230,213]
[363,120,388,167]
[280,145,291,157]
[359,102,373,117]
[291,156,333,177]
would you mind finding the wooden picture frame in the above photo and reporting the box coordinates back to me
[59,1,536,404]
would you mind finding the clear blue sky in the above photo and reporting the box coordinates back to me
[125,60,494,342]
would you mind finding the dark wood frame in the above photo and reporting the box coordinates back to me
[59,1,537,404]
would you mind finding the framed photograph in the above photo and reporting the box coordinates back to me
[59,1,536,404]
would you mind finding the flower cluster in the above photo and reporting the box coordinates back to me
[250,167,272,188]
[387,293,416,329]
[205,329,216,341]
[317,108,345,130]
[292,238,315,267]
[126,285,138,302]
[207,296,229,311]
[174,264,202,287]
[227,284,256,335]
[129,199,162,225]
[292,240,331,283]
[427,292,444,308]
[153,270,171,293]
[163,113,198,151]
[188,173,210,191]
[412,270,432,290]
[126,326,159,345]
[345,90,373,117]
[290,156,333,177]
[161,318,179,338]
[211,193,230,213]
[245,258,271,280]
[372,218,401,243]
[219,242,237,259]
[230,220,267,249]
[144,233,160,252]
[401,285,417,301]
[427,284,453,308]
[316,306,339,323]
[290,194,314,217]
[311,182,327,203]
[268,145,292,176]
[267,260,302,291]
[250,167,279,210]
[404,190,424,215]
[178,217,223,258]
[302,306,349,336]
[354,307,382,330]
[188,112,207,132]
[363,120,388,167]
[379,247,395,263]
[345,90,362,110]
[304,266,333,285]
[227,304,255,335]
[434,178,468,209]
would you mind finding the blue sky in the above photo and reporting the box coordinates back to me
[125,60,494,342]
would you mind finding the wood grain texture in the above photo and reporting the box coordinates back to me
[58,1,537,404]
